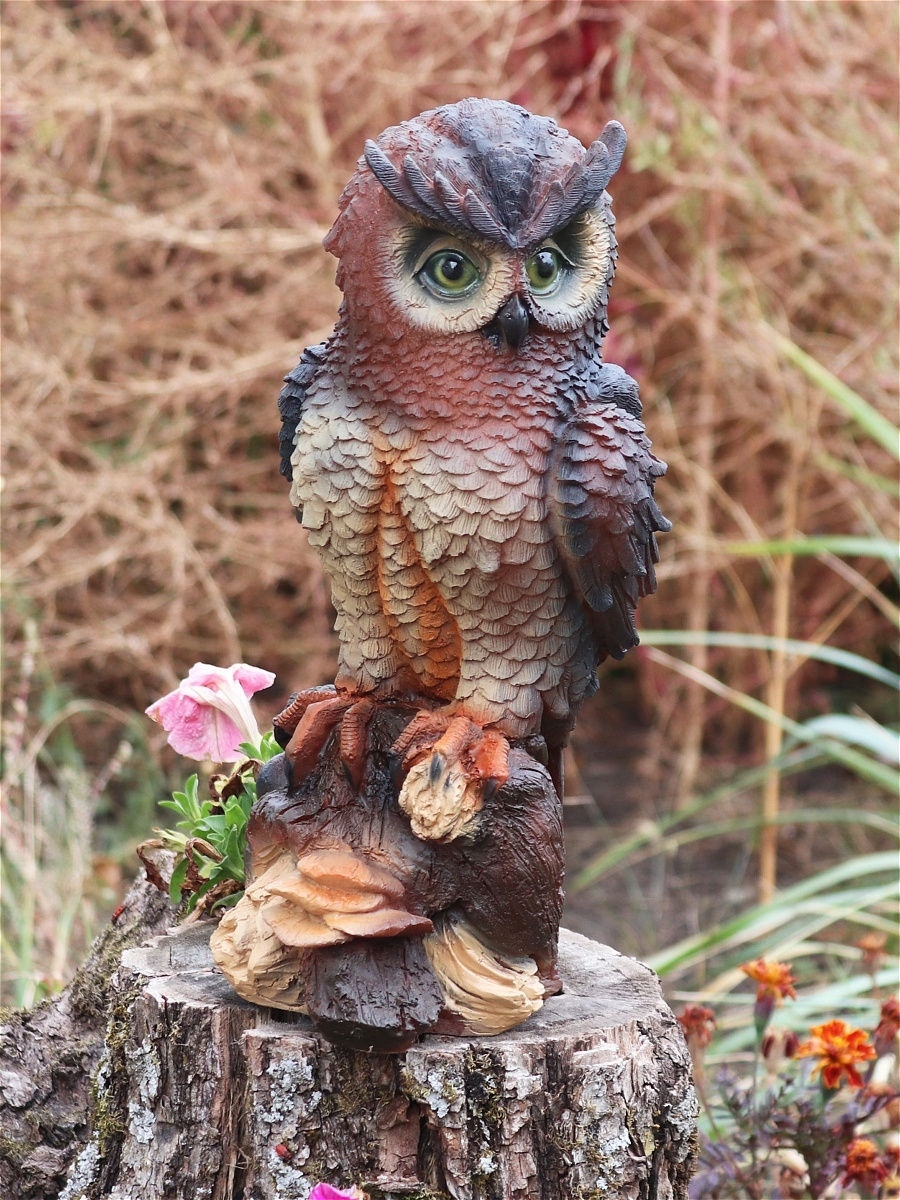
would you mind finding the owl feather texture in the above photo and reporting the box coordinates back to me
[275,98,669,837]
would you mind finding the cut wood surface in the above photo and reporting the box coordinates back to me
[59,920,697,1200]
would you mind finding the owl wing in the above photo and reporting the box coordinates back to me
[277,342,329,485]
[550,363,671,662]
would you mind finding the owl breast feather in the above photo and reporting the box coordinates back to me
[284,356,668,733]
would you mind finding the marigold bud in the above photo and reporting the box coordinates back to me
[740,958,797,1039]
[857,931,887,974]
[761,1027,800,1077]
[677,1004,716,1050]
[874,995,900,1058]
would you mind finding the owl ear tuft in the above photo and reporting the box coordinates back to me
[586,121,627,190]
[460,189,507,243]
[364,139,414,209]
[402,154,437,209]
[536,179,567,234]
[433,170,469,225]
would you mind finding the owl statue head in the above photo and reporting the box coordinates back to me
[324,98,627,354]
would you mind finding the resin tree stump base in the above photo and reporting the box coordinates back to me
[63,920,696,1200]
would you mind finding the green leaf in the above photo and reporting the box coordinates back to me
[199,813,227,838]
[155,828,188,855]
[238,731,281,762]
[168,856,189,905]
[159,774,202,824]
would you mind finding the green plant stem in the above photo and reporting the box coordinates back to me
[749,1042,761,1173]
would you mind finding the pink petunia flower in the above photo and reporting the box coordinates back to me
[309,1185,364,1200]
[145,662,275,762]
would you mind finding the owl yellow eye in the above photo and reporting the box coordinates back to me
[525,246,564,295]
[417,249,481,298]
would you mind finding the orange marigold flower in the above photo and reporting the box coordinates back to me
[740,958,797,1004]
[678,1004,716,1049]
[795,1019,877,1090]
[841,1138,888,1188]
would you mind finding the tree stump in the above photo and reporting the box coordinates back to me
[61,920,697,1200]
[0,871,177,1200]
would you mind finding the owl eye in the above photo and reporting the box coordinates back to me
[525,245,567,295]
[417,249,482,298]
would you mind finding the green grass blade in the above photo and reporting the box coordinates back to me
[799,714,899,763]
[816,451,899,497]
[598,807,898,880]
[650,879,899,981]
[645,648,899,791]
[640,629,900,689]
[647,851,898,978]
[759,323,900,457]
[720,535,899,563]
[568,746,826,891]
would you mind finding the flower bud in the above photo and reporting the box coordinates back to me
[761,1027,800,1077]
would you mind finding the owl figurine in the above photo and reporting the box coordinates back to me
[274,97,670,840]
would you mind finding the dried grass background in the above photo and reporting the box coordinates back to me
[3,0,897,780]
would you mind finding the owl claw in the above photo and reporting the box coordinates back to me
[284,696,354,783]
[339,697,378,789]
[274,689,377,791]
[392,712,511,841]
[429,751,446,786]
[273,685,339,748]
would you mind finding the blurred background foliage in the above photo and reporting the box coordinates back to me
[2,0,897,1006]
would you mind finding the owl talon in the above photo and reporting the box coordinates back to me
[429,751,446,786]
[284,697,354,783]
[274,690,383,791]
[272,685,338,747]
[469,728,510,795]
[391,711,511,841]
[339,698,377,788]
[274,691,388,792]
[392,710,444,772]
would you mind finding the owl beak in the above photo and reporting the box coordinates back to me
[485,294,530,352]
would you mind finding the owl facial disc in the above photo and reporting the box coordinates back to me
[326,98,623,342]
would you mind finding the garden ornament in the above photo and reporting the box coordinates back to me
[211,97,669,1051]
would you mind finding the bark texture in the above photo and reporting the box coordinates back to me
[60,921,697,1200]
[0,870,177,1200]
